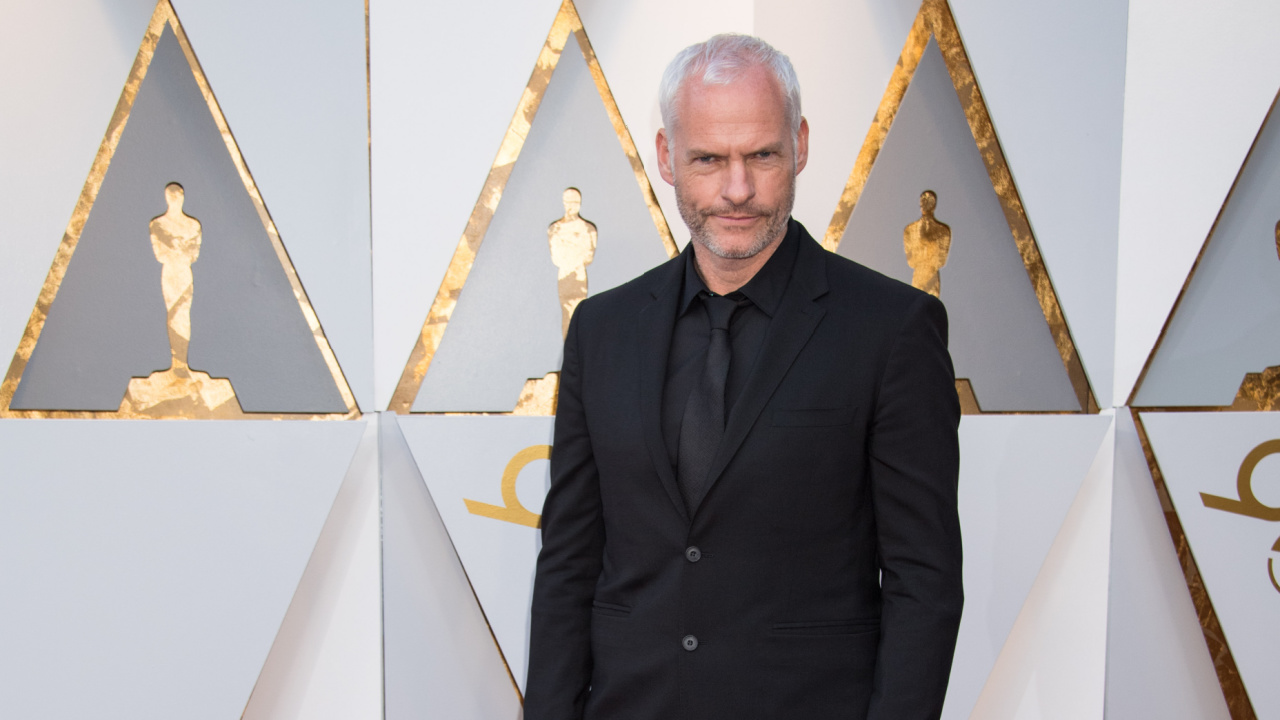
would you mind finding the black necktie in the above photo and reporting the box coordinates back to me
[677,293,740,512]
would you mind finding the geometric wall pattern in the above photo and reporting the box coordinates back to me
[389,0,675,416]
[1136,413,1280,720]
[1132,88,1280,720]
[1133,89,1280,411]
[0,1,357,420]
[827,0,1095,415]
[4,0,1279,717]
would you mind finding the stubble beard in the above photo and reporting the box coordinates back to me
[675,176,795,260]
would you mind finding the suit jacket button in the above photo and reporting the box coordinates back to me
[682,634,698,651]
[685,546,701,563]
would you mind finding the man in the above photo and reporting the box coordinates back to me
[527,34,962,719]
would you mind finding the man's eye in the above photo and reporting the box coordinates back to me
[755,151,775,160]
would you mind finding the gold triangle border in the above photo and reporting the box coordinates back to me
[0,0,359,420]
[1128,87,1280,412]
[387,0,677,415]
[823,0,1097,415]
[1130,410,1259,720]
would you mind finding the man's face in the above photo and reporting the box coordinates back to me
[657,64,808,260]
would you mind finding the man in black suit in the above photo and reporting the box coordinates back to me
[526,34,962,719]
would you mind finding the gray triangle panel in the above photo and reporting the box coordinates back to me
[1135,91,1280,407]
[414,32,670,412]
[11,26,345,413]
[839,40,1078,412]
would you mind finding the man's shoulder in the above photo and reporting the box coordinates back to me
[827,250,927,305]
[792,223,934,317]
[575,251,682,320]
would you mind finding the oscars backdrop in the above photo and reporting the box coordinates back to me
[1,0,1278,719]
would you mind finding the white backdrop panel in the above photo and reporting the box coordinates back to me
[1141,412,1280,719]
[947,415,1111,719]
[971,418,1113,720]
[0,419,364,720]
[381,413,523,719]
[1106,411,1231,719]
[242,418,384,720]
[400,415,556,693]
[1115,0,1280,405]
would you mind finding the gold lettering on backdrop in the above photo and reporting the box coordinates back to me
[119,183,238,417]
[1202,439,1280,521]
[1271,535,1280,595]
[548,187,597,338]
[902,190,951,298]
[464,444,551,528]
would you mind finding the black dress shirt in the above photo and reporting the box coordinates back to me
[661,220,800,469]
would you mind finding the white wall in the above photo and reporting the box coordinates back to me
[3,0,1278,717]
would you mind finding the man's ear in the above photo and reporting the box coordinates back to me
[656,128,676,186]
[794,117,810,175]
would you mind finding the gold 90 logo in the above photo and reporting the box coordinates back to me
[1202,439,1280,595]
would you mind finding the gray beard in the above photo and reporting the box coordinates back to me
[675,178,795,260]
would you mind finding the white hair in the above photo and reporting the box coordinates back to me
[659,34,802,137]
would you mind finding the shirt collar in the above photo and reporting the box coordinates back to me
[677,218,799,318]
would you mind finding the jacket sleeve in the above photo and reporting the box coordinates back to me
[866,292,964,720]
[524,307,604,719]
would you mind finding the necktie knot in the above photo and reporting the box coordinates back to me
[703,294,739,331]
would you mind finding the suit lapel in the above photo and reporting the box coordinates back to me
[695,233,830,514]
[637,258,689,522]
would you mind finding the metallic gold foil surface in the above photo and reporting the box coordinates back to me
[955,379,981,415]
[548,188,596,339]
[512,373,560,416]
[825,0,1096,415]
[1231,366,1280,412]
[903,190,950,298]
[1132,411,1258,720]
[0,0,359,420]
[388,0,676,415]
[119,368,239,418]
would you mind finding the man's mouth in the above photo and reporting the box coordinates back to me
[710,213,763,224]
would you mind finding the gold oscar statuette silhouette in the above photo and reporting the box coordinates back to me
[119,182,238,417]
[512,187,598,416]
[549,187,597,338]
[901,190,979,412]
[903,190,951,298]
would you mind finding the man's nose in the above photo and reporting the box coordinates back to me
[721,159,754,206]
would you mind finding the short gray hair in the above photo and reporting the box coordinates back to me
[659,34,802,135]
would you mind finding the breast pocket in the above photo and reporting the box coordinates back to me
[771,406,855,427]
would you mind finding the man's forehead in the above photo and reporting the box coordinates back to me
[679,64,783,105]
[669,70,790,142]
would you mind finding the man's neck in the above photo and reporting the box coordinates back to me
[690,234,784,295]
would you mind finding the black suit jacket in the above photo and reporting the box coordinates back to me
[527,220,962,719]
